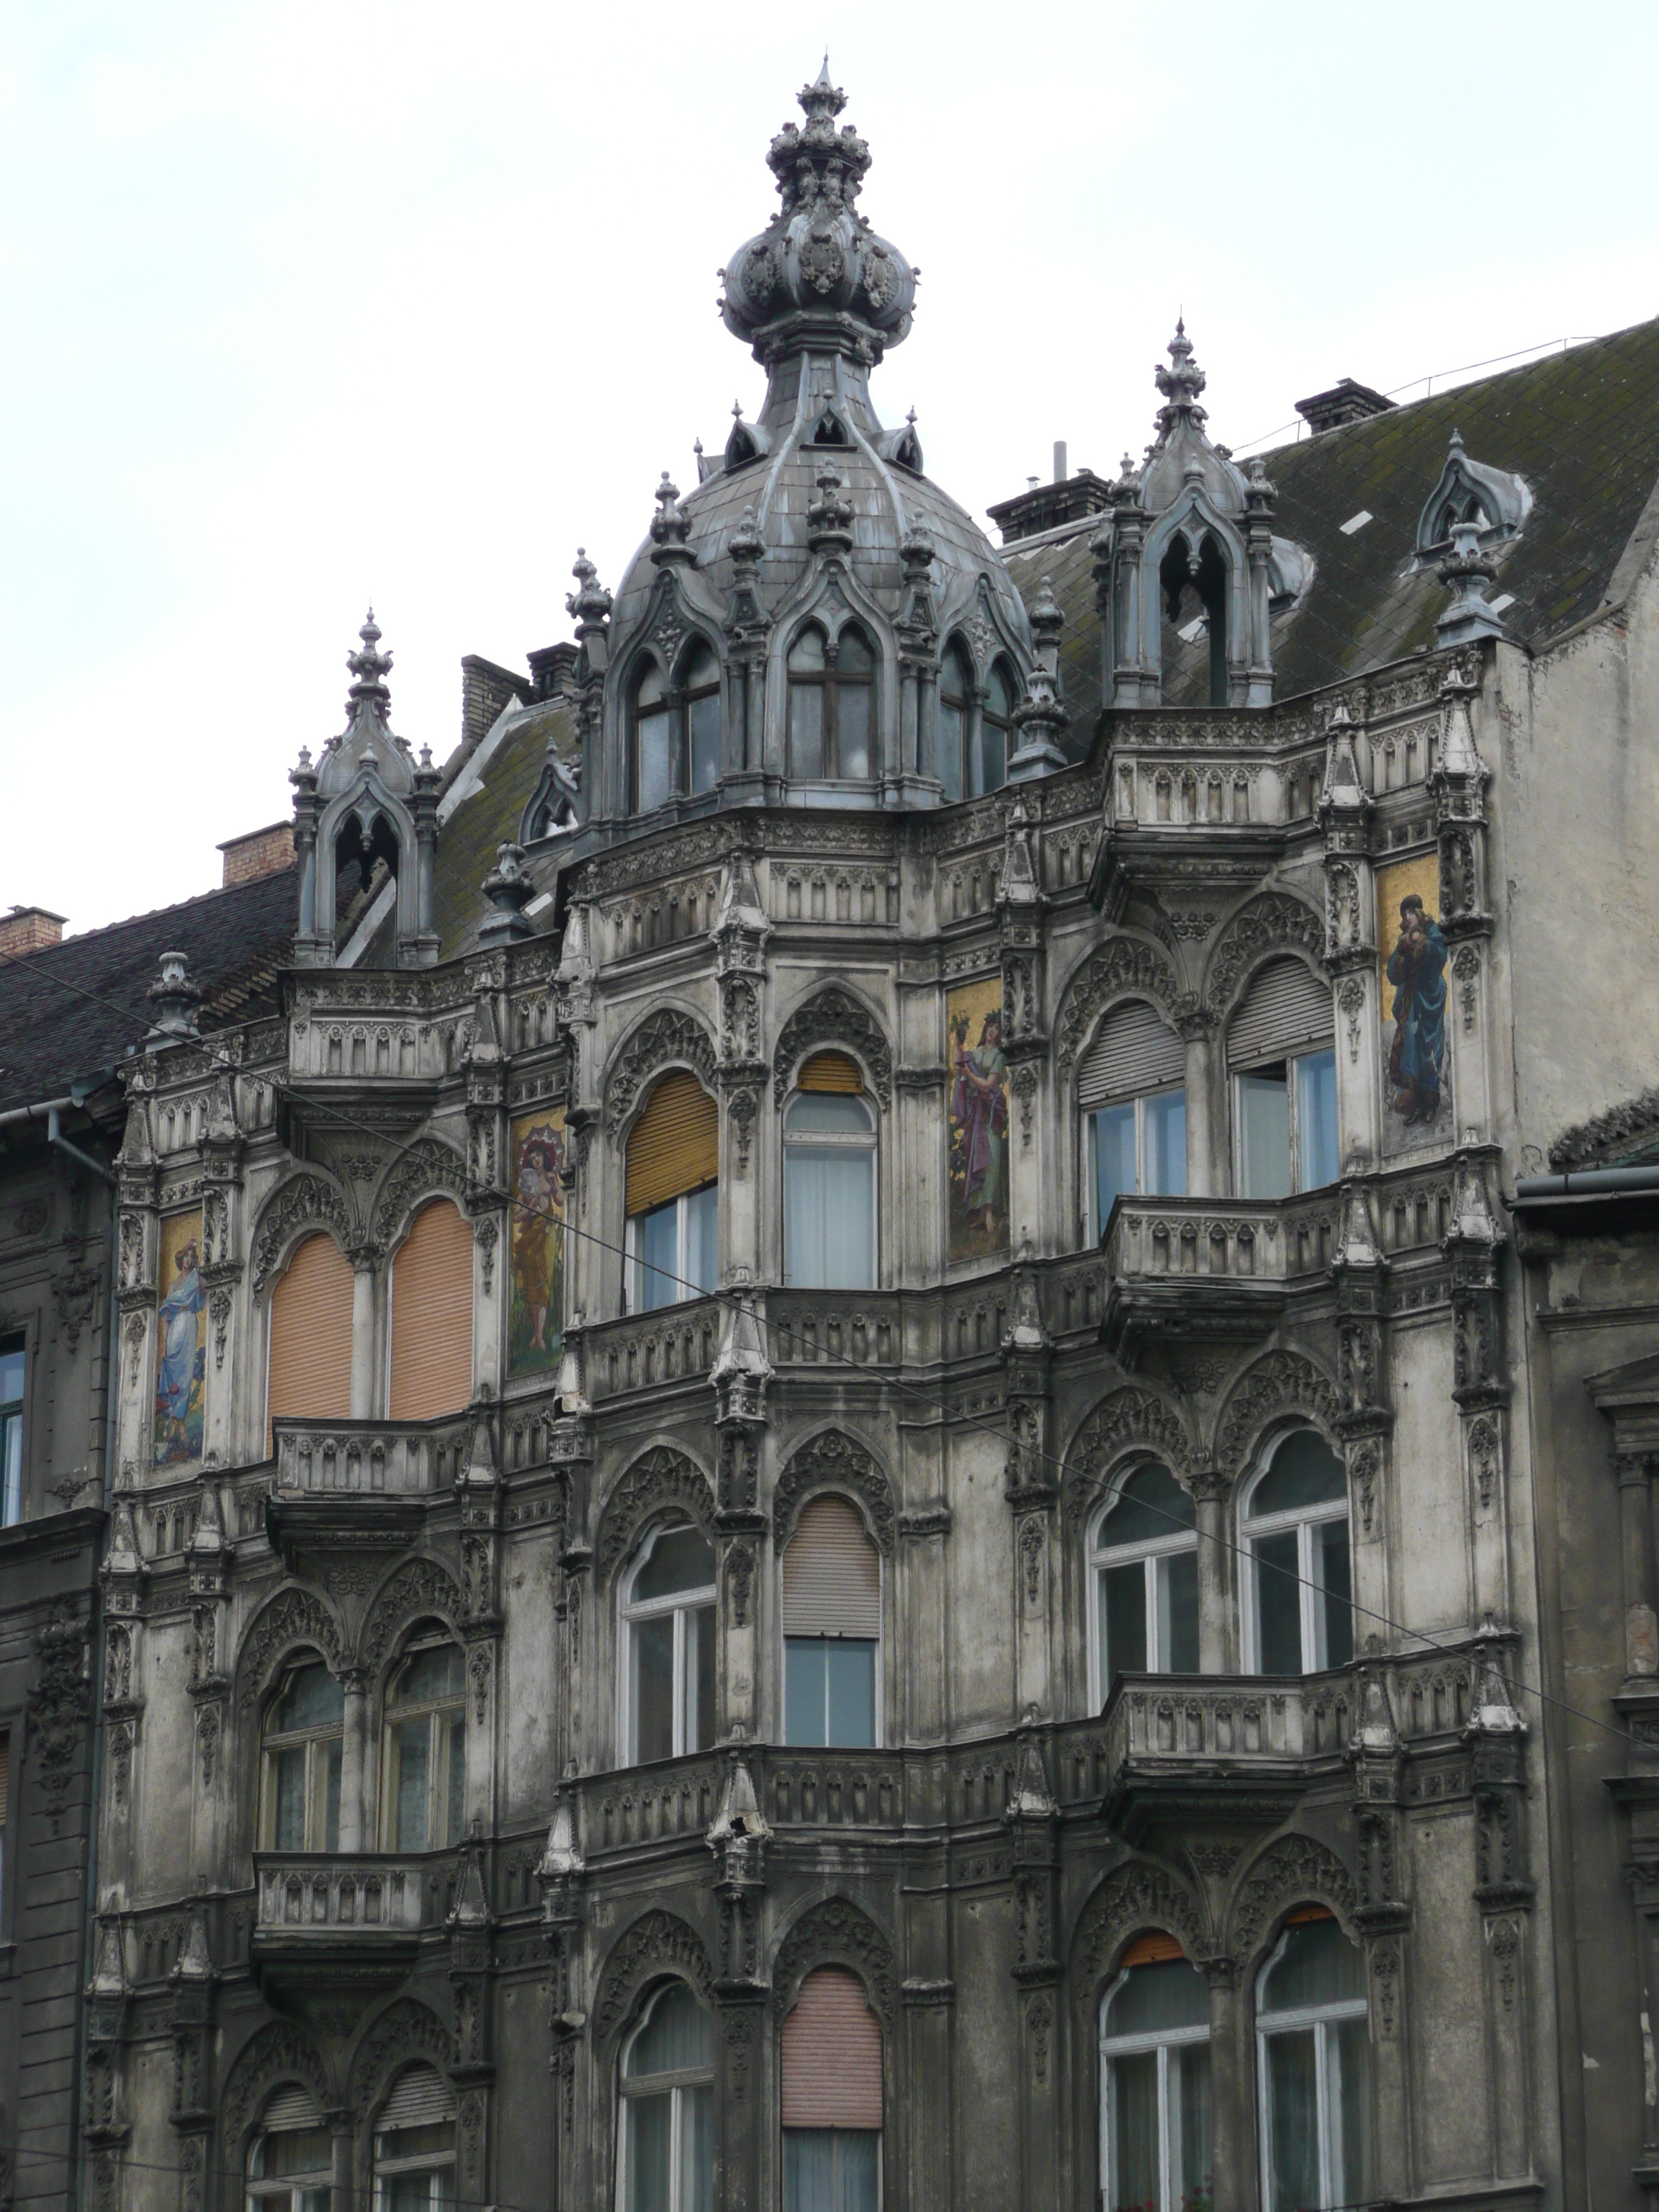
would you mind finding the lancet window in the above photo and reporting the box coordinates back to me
[631,644,723,814]
[381,1633,466,1852]
[1089,1464,1199,1703]
[788,625,876,781]
[1241,1431,1352,1675]
[618,1982,715,2212]
[1100,1936,1213,2212]
[619,1520,716,1765]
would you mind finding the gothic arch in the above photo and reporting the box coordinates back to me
[235,1586,346,1714]
[370,1137,469,1254]
[1064,1385,1195,1524]
[771,984,892,1109]
[1225,1830,1359,1967]
[1201,891,1326,1020]
[593,1909,714,2047]
[356,1555,466,1678]
[770,1894,898,2026]
[250,1172,357,1297]
[220,2020,333,2159]
[1054,933,1184,1074]
[1210,1348,1343,1480]
[595,1444,716,1585]
[773,1427,896,1556]
[349,1995,455,2118]
[1070,1856,1211,2000]
[604,1005,719,1133]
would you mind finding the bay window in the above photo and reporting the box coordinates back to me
[1079,1001,1187,1238]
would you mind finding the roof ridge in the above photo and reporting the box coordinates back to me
[17,868,294,958]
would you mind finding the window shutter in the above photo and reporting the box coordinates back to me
[1077,1000,1185,1109]
[378,2065,456,2131]
[388,1201,474,1422]
[261,2084,325,2134]
[798,1051,863,1094]
[782,1496,881,1638]
[625,1071,719,1216]
[267,1233,355,1451]
[1226,958,1334,1070]
[1121,1930,1186,1967]
[781,1968,883,2130]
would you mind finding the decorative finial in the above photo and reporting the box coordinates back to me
[565,547,613,636]
[145,950,202,1046]
[649,472,695,565]
[907,405,918,426]
[806,457,854,550]
[1154,318,1208,426]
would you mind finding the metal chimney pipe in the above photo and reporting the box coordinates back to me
[1053,440,1068,484]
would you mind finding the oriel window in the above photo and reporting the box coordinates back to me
[788,624,876,780]
[618,1981,714,2212]
[621,1521,716,1765]
[382,1640,465,1852]
[1090,1464,1199,1704]
[260,1659,343,1853]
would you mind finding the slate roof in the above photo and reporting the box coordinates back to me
[1003,315,1659,729]
[0,867,298,1115]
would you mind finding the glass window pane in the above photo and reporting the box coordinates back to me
[836,628,873,677]
[1102,1462,1194,1545]
[1092,1103,1137,1229]
[790,680,825,777]
[691,1604,716,1753]
[785,1148,873,1289]
[1262,1918,1365,2013]
[0,1349,23,1407]
[633,1615,675,1764]
[393,1646,462,1708]
[625,2091,671,2212]
[1296,1049,1339,1191]
[688,690,721,793]
[685,1183,719,1298]
[1318,1519,1353,1671]
[1,1409,19,1527]
[637,661,667,707]
[785,1638,827,1747]
[836,675,872,779]
[443,1714,464,1845]
[634,1527,715,1602]
[1107,2049,1160,2212]
[627,1984,712,2077]
[637,710,673,813]
[1254,1532,1303,1674]
[987,663,1015,721]
[826,1640,876,1748]
[1158,1547,1200,1674]
[1144,1089,1187,1197]
[683,2084,714,2212]
[385,2172,449,2212]
[1264,2027,1321,2212]
[1174,2040,1213,2210]
[1106,1956,1210,2037]
[936,701,963,802]
[783,2130,835,2212]
[637,1200,681,1313]
[1252,1431,1346,1517]
[837,2131,880,2212]
[785,1094,873,1135]
[1238,1069,1291,1199]
[318,1738,343,1852]
[788,629,827,674]
[685,643,719,692]
[1102,1561,1148,1691]
[273,1747,306,1851]
[394,1719,430,1851]
[1333,2015,1372,2209]
[274,1663,344,1733]
[979,707,1006,797]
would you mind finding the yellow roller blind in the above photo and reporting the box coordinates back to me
[798,1050,863,1094]
[388,1200,474,1421]
[781,1967,883,2130]
[782,1495,881,1637]
[625,1071,719,1216]
[267,1232,355,1452]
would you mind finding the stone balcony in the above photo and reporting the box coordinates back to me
[271,1414,473,1497]
[1101,1192,1340,1354]
[1096,1671,1355,1840]
[584,1298,723,1403]
[250,1851,460,1987]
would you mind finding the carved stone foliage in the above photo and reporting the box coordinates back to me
[235,1587,346,1711]
[606,1010,718,1130]
[1054,935,1182,1072]
[1211,1349,1342,1477]
[1071,1859,1209,1991]
[1064,1388,1193,1521]
[1549,1084,1659,1172]
[771,988,892,1108]
[773,1430,895,1555]
[220,2021,332,2155]
[251,1173,354,1294]
[771,1897,898,2026]
[349,1997,454,2118]
[357,1557,466,1677]
[1227,1833,1358,1962]
[595,1447,716,1583]
[372,1139,469,1251]
[593,1911,714,2046]
[1203,893,1325,1016]
[31,1606,89,1815]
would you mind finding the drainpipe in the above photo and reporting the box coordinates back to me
[1510,1166,1659,1201]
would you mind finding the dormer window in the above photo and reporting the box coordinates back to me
[1413,431,1532,565]
[788,625,876,781]
[935,642,1014,802]
[811,408,851,446]
[1159,531,1228,706]
[631,645,723,812]
[634,658,673,812]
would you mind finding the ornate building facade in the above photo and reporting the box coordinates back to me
[43,62,1659,2212]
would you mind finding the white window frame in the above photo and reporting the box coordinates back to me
[626,1183,717,1315]
[619,1523,717,1766]
[260,1663,344,1853]
[1231,1044,1338,1198]
[379,1641,467,1852]
[1086,1481,1199,1708]
[1239,1455,1351,1677]
[246,2130,333,2212]
[1254,1925,1370,2212]
[1085,1082,1188,1241]
[1098,1969,1211,2212]
[615,1984,715,2212]
[372,2128,454,2212]
[782,1088,878,1291]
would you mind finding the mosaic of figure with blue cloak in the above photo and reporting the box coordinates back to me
[1387,893,1449,1125]
[154,1236,207,1465]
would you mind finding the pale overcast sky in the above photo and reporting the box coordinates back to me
[4,0,1655,932]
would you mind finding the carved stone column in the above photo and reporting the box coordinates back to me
[1003,1262,1055,1720]
[1201,1956,1245,2212]
[1431,667,1494,1144]
[1470,1660,1534,2183]
[338,1667,369,1853]
[1179,1010,1219,1198]
[710,1773,769,2212]
[349,1261,377,1420]
[1190,1467,1234,1674]
[1007,1727,1061,2211]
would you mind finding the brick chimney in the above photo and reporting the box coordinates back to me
[0,906,67,958]
[217,822,297,888]
[1294,378,1396,434]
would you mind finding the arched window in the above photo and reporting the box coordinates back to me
[1100,1934,1212,2212]
[267,1231,354,1449]
[1256,1910,1370,2212]
[373,2065,456,2212]
[382,1635,465,1851]
[783,1496,879,1748]
[1242,1432,1352,1675]
[1090,1465,1198,1704]
[782,1967,882,2212]
[617,1981,714,2212]
[1227,959,1337,1199]
[620,1521,716,1765]
[387,1200,473,1421]
[935,640,972,804]
[625,1071,719,1313]
[783,1055,876,1290]
[634,659,673,814]
[1159,530,1228,706]
[980,659,1015,796]
[788,625,876,781]
[246,2085,332,2212]
[684,642,721,796]
[1080,1000,1187,1239]
[261,1658,343,1851]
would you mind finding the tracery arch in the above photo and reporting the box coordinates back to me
[1070,1856,1211,2002]
[1225,1830,1360,1967]
[593,1908,715,2047]
[1064,1385,1196,1524]
[771,985,892,1109]
[235,1586,346,1714]
[369,1138,469,1254]
[770,1894,898,2026]
[356,1556,466,1678]
[348,1996,456,2119]
[1054,935,1184,1075]
[595,1444,716,1586]
[250,1172,357,1298]
[1210,1348,1343,1478]
[604,1005,719,1132]
[773,1428,896,1555]
[1200,891,1326,1021]
[220,2020,333,2165]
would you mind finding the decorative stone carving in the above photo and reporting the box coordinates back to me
[1064,1388,1193,1519]
[357,1557,466,1676]
[1054,936,1182,1072]
[595,1447,716,1583]
[771,1896,898,2024]
[52,1264,101,1352]
[1228,1832,1357,1961]
[1204,893,1325,1016]
[606,1010,719,1130]
[30,1606,89,1815]
[348,1998,454,2117]
[593,1910,714,2044]
[773,1430,895,1555]
[371,1138,469,1251]
[235,1587,345,1710]
[771,988,892,1108]
[1211,1349,1343,1476]
[251,1174,354,1294]
[1071,1859,1209,1987]
[220,2023,331,2156]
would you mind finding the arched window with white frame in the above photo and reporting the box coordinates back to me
[372,2064,456,2212]
[1241,1431,1352,1676]
[782,1494,881,1749]
[246,2084,332,2212]
[620,1520,716,1765]
[1100,1933,1213,2212]
[260,1655,343,1851]
[380,1631,466,1851]
[783,1053,876,1290]
[616,1980,714,2212]
[1079,999,1187,1241]
[1089,1462,1199,1706]
[1256,1907,1371,2212]
[625,1071,719,1313]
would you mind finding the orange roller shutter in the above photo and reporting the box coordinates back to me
[1122,1930,1186,1966]
[798,1051,863,1094]
[781,1967,883,2130]
[782,1496,881,1638]
[625,1071,719,1216]
[388,1200,474,1421]
[267,1233,356,1452]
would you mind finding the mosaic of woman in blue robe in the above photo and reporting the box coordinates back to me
[1387,893,1449,1125]
[154,1236,206,1464]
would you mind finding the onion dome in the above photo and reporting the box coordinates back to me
[720,62,916,365]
